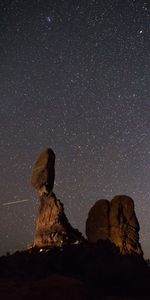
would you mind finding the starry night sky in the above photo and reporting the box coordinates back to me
[0,0,150,257]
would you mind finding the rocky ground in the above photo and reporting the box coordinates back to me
[0,241,150,300]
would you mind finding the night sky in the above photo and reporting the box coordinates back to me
[0,0,150,257]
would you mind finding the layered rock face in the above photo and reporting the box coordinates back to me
[86,195,143,255]
[32,148,84,248]
[34,192,83,247]
[110,195,142,255]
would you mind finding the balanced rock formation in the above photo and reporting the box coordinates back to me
[32,148,84,248]
[86,195,143,255]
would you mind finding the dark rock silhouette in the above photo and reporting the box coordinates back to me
[86,195,143,255]
[86,199,109,242]
[0,241,148,299]
[32,148,84,248]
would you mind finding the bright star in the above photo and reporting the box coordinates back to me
[46,16,52,23]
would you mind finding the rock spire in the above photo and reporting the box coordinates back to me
[31,148,84,248]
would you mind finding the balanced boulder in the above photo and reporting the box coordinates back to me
[31,148,55,195]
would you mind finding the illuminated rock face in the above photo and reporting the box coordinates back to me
[110,195,142,255]
[32,148,84,248]
[34,193,84,247]
[86,195,143,256]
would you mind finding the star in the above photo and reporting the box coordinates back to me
[46,16,53,23]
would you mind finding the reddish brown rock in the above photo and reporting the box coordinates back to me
[110,195,142,255]
[31,148,55,195]
[86,199,110,242]
[86,195,143,256]
[34,193,84,247]
[32,149,84,248]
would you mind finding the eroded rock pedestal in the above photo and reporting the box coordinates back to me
[32,148,84,248]
[86,195,143,255]
[34,192,83,247]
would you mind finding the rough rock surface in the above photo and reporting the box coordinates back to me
[86,195,143,255]
[31,148,55,195]
[34,192,84,247]
[86,199,109,242]
[32,148,84,248]
[110,195,142,255]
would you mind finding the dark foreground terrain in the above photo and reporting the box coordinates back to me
[0,241,150,300]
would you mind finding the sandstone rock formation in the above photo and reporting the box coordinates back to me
[86,199,109,242]
[31,148,55,196]
[32,148,84,248]
[86,195,143,255]
[110,195,142,255]
[34,192,84,247]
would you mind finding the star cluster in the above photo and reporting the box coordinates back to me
[0,0,150,257]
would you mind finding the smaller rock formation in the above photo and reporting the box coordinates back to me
[32,148,84,248]
[110,195,142,255]
[86,195,143,256]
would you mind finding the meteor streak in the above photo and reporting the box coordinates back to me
[2,199,29,206]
